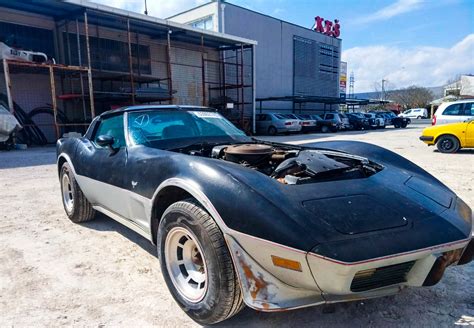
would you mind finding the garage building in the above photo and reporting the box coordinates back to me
[169,1,343,113]
[0,0,257,143]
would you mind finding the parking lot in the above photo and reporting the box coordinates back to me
[1,124,473,327]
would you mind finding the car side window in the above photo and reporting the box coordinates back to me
[94,115,125,148]
[443,104,463,116]
[465,103,474,116]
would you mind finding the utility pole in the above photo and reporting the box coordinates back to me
[144,0,148,15]
[349,71,354,98]
[381,79,387,102]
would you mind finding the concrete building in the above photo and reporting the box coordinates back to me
[0,0,256,143]
[168,1,343,113]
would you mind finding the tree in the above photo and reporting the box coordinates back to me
[389,85,434,109]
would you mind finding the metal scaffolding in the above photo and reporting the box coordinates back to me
[0,1,256,142]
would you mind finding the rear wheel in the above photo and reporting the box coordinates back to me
[60,162,95,223]
[417,116,422,119]
[436,135,460,153]
[394,122,401,128]
[268,126,277,136]
[321,125,330,133]
[158,200,243,325]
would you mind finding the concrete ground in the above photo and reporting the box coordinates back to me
[0,124,473,327]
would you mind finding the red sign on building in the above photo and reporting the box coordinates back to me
[313,16,340,38]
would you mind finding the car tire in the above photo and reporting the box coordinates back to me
[321,126,330,133]
[157,199,244,325]
[268,126,277,136]
[394,123,401,128]
[417,116,422,119]
[60,162,96,223]
[436,135,460,153]
[401,122,408,128]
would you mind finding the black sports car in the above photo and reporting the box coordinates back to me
[57,105,473,325]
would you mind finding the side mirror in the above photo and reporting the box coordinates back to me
[96,134,116,151]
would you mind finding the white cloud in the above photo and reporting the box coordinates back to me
[91,0,209,18]
[356,0,423,24]
[342,34,474,92]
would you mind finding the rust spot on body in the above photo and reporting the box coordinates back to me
[237,252,270,300]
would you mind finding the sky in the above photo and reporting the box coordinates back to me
[93,0,474,93]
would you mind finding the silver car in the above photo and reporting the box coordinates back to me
[256,113,302,135]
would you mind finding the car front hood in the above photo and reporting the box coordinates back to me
[213,154,467,249]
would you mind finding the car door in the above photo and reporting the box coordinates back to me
[461,102,474,123]
[466,120,474,147]
[76,113,130,218]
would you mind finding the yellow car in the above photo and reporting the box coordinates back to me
[420,120,474,153]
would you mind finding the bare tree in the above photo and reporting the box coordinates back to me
[390,85,434,109]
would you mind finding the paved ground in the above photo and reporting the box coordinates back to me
[1,124,473,327]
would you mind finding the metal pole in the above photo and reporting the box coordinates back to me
[3,59,14,114]
[201,34,205,106]
[166,30,173,104]
[252,44,256,134]
[84,11,95,118]
[49,65,60,139]
[75,19,82,66]
[126,19,135,105]
[240,44,244,129]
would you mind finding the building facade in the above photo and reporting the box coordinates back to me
[169,1,342,112]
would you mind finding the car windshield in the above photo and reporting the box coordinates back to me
[311,115,322,120]
[127,110,250,149]
[274,114,286,120]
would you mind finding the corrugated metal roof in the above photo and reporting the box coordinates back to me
[0,0,257,48]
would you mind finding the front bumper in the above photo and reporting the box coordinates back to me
[225,231,472,312]
[419,135,435,144]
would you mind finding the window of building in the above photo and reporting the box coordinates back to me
[189,16,214,30]
[0,21,54,58]
[64,33,151,74]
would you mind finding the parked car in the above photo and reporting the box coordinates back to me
[294,114,318,133]
[309,114,339,133]
[322,112,351,130]
[256,113,301,135]
[432,100,474,126]
[364,113,385,129]
[381,111,410,128]
[420,119,474,153]
[57,105,473,324]
[347,113,370,130]
[399,108,428,119]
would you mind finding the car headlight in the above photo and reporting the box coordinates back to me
[456,197,473,231]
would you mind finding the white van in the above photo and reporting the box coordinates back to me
[398,108,428,119]
[432,100,474,125]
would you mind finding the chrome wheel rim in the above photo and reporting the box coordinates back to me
[61,173,74,213]
[165,226,207,303]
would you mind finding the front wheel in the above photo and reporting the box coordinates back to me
[321,125,330,133]
[158,200,243,325]
[60,162,96,223]
[436,135,460,153]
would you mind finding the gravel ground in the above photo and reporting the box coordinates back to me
[0,124,473,327]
